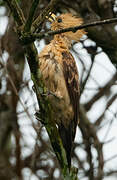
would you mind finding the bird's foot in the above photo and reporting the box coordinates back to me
[54,91,63,100]
[70,166,78,179]
[42,90,63,100]
[35,111,47,125]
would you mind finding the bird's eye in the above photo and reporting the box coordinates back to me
[57,18,62,23]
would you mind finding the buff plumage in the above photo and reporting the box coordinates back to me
[39,13,86,168]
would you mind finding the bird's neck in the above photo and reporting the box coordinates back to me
[52,34,71,50]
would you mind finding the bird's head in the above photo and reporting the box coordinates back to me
[48,13,86,42]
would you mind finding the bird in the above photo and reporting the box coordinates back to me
[38,13,86,168]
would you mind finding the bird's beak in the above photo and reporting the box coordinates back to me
[46,13,56,22]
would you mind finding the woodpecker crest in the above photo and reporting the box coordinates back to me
[49,13,86,42]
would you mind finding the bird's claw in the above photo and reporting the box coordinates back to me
[42,90,63,100]
[35,111,47,125]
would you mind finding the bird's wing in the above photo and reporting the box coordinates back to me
[62,51,80,140]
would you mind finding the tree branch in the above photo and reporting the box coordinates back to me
[20,16,117,45]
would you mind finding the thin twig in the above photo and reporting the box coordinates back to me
[95,94,117,126]
[32,0,60,32]
[24,0,40,32]
[80,55,95,94]
[5,0,25,26]
[0,60,33,121]
[79,105,104,180]
[84,72,117,111]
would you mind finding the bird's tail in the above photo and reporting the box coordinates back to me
[58,122,73,169]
